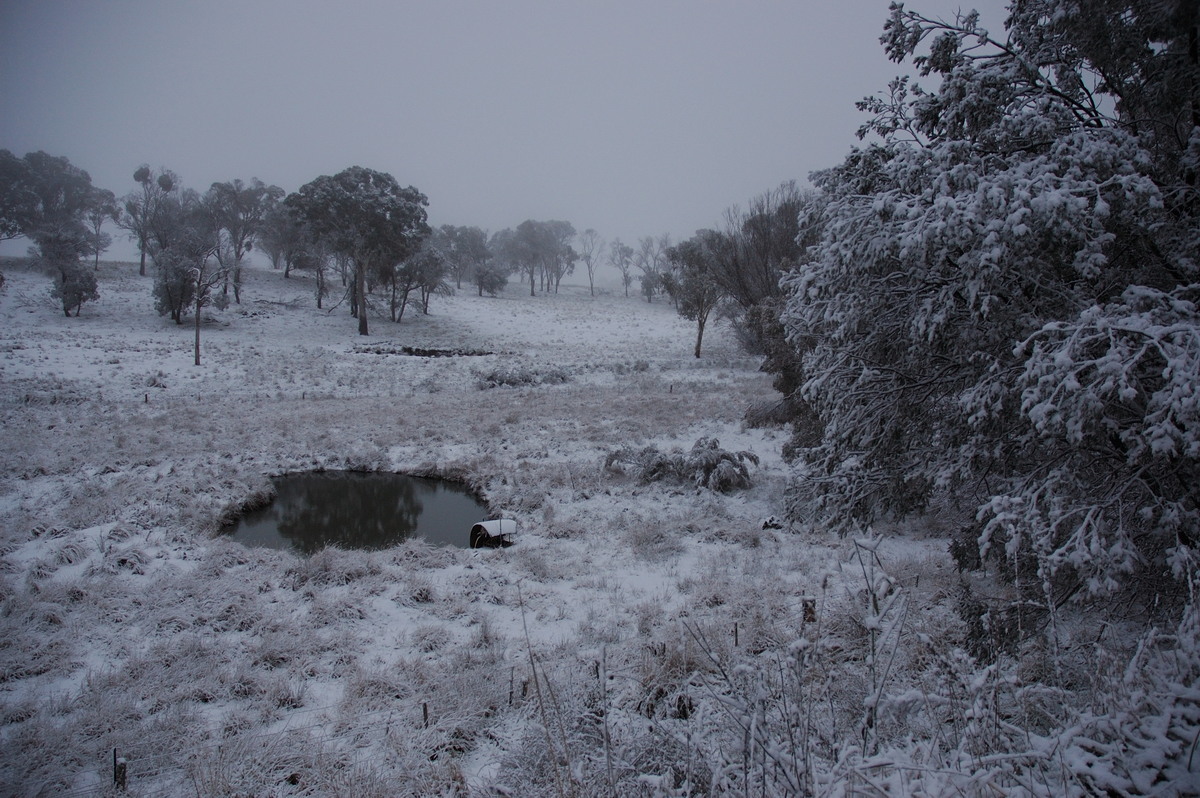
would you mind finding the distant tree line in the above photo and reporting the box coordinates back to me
[0,143,804,365]
[1,155,635,346]
[4,149,720,352]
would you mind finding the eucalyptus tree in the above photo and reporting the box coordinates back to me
[84,187,119,270]
[539,220,577,293]
[287,167,429,335]
[437,224,491,289]
[120,165,177,276]
[183,204,229,366]
[481,228,520,296]
[404,238,452,317]
[716,183,805,314]
[472,259,509,296]
[666,230,727,357]
[148,185,222,326]
[290,233,334,308]
[7,151,101,316]
[257,201,308,276]
[206,177,284,303]
[634,234,669,302]
[577,228,604,297]
[371,239,449,322]
[43,233,98,316]
[0,149,27,242]
[608,238,634,297]
[507,221,542,296]
[498,219,578,296]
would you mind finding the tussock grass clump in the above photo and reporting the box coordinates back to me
[402,574,437,605]
[285,547,382,588]
[623,518,685,562]
[410,623,453,653]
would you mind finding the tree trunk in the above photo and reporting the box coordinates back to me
[356,261,369,335]
[138,241,147,277]
[194,295,202,365]
[694,315,706,358]
[397,289,410,323]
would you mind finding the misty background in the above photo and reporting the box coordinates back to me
[1,0,1007,264]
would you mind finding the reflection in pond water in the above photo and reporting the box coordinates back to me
[223,471,489,554]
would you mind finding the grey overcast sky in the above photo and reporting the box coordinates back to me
[0,0,1009,259]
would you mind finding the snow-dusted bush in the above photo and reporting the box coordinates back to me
[474,363,570,389]
[605,436,758,492]
[974,285,1200,597]
[779,3,1199,609]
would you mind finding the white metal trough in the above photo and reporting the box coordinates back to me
[470,519,516,549]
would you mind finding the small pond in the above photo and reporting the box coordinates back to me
[222,471,490,554]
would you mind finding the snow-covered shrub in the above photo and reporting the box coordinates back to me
[778,2,1199,613]
[819,593,1200,795]
[604,436,759,492]
[974,285,1200,597]
[474,363,570,389]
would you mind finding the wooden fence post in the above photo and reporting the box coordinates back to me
[113,748,127,790]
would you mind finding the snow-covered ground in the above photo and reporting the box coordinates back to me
[2,261,1188,796]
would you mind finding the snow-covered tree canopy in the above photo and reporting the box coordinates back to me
[1,150,106,316]
[287,167,429,269]
[286,166,429,335]
[782,0,1200,598]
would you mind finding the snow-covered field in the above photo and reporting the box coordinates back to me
[1,262,1189,796]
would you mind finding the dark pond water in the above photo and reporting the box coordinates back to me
[222,471,490,554]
